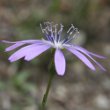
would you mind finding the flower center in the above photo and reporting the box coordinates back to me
[40,22,79,48]
[54,41,63,49]
[42,39,64,49]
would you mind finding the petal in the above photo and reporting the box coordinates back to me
[74,45,106,59]
[66,47,95,71]
[72,46,106,71]
[54,49,66,76]
[3,40,43,51]
[5,42,25,52]
[2,40,42,44]
[20,40,42,43]
[9,43,49,62]
[88,52,106,59]
[24,44,51,61]
[2,40,16,44]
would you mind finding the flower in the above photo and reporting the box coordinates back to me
[2,22,106,76]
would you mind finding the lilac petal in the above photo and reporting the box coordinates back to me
[2,40,16,44]
[2,40,42,44]
[5,42,25,52]
[74,45,106,59]
[88,52,106,59]
[3,40,44,52]
[9,44,37,62]
[66,47,95,71]
[20,40,42,43]
[9,43,49,62]
[72,46,106,71]
[24,45,51,61]
[54,49,66,76]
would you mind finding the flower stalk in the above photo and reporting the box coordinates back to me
[40,70,55,110]
[40,55,55,110]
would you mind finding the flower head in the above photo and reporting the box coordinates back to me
[2,22,106,76]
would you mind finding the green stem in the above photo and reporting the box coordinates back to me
[40,72,54,110]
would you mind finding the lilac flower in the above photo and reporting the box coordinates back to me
[2,22,106,76]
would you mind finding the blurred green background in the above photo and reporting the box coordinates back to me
[0,0,110,110]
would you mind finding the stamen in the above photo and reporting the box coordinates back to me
[63,24,79,44]
[46,22,55,41]
[41,22,79,47]
[40,24,45,33]
[58,24,64,34]
[53,24,58,41]
[67,24,74,34]
[45,22,52,31]
[63,31,79,44]
[67,24,79,37]
[40,23,53,41]
[57,24,64,42]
